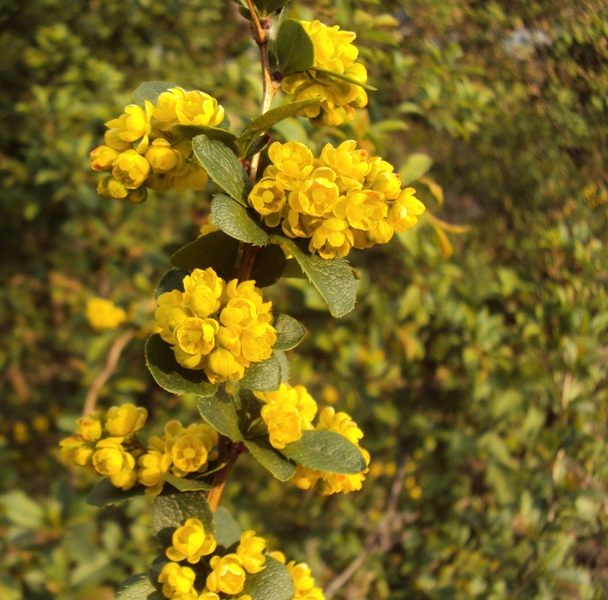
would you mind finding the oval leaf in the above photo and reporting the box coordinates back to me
[161,472,213,492]
[241,556,295,600]
[273,314,307,351]
[311,67,378,91]
[273,235,357,318]
[153,491,214,547]
[87,479,147,507]
[117,574,162,600]
[133,81,179,107]
[400,153,433,185]
[145,334,218,397]
[211,194,269,245]
[214,506,243,548]
[276,19,315,76]
[155,269,188,299]
[281,430,366,474]
[250,243,287,287]
[236,97,322,159]
[171,124,237,150]
[170,230,240,280]
[197,387,243,441]
[192,135,250,205]
[241,352,282,392]
[275,349,290,383]
[244,438,296,482]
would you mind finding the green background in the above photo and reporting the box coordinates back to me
[1,0,607,598]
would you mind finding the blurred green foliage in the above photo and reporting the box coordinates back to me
[1,0,607,598]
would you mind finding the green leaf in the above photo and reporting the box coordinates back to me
[161,473,213,492]
[273,235,357,318]
[276,19,315,76]
[87,479,147,507]
[311,67,378,91]
[281,430,366,474]
[241,556,295,600]
[281,258,306,279]
[245,438,296,482]
[171,124,237,151]
[252,0,291,17]
[273,314,307,350]
[241,352,282,392]
[116,574,162,600]
[145,334,218,397]
[400,153,433,185]
[133,81,179,108]
[192,135,250,205]
[275,349,290,383]
[250,243,287,287]
[214,506,243,548]
[170,230,240,280]
[211,194,269,245]
[155,269,188,299]
[0,490,45,528]
[197,387,243,441]
[236,97,322,159]
[153,491,214,547]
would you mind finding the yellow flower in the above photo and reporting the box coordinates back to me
[288,561,326,599]
[172,88,225,127]
[240,322,276,363]
[258,383,317,449]
[59,436,94,468]
[206,554,246,595]
[169,434,211,475]
[236,530,267,574]
[318,447,370,495]
[302,20,358,74]
[320,141,370,191]
[138,440,172,496]
[309,216,354,259]
[86,297,127,331]
[174,317,219,370]
[220,297,259,332]
[316,407,362,445]
[288,171,339,218]
[92,438,138,490]
[268,141,315,182]
[337,189,386,231]
[387,187,425,232]
[248,177,286,227]
[291,464,322,490]
[166,518,217,564]
[111,150,151,189]
[104,126,131,152]
[172,161,209,193]
[145,138,184,173]
[105,404,147,438]
[365,218,394,245]
[90,145,118,171]
[184,268,224,303]
[119,102,154,143]
[76,412,103,442]
[205,347,246,383]
[158,562,196,599]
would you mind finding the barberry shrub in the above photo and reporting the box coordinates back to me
[61,1,425,598]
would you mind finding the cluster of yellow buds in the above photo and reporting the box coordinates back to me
[85,297,127,331]
[158,525,267,599]
[90,88,225,202]
[248,141,425,259]
[282,20,368,127]
[270,552,326,600]
[293,407,370,495]
[256,384,369,495]
[155,268,277,383]
[59,405,218,495]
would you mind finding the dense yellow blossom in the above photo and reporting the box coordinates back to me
[269,552,326,599]
[166,518,217,564]
[248,141,424,258]
[85,297,127,331]
[92,438,138,490]
[91,87,224,200]
[154,268,276,382]
[105,404,147,438]
[281,20,367,127]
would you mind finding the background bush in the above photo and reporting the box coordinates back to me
[1,0,607,598]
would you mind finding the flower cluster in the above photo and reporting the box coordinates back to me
[270,552,325,600]
[282,20,368,127]
[248,141,425,259]
[158,526,267,599]
[59,405,218,496]
[292,406,370,495]
[90,88,225,202]
[155,268,276,383]
[256,384,369,495]
[85,297,127,331]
